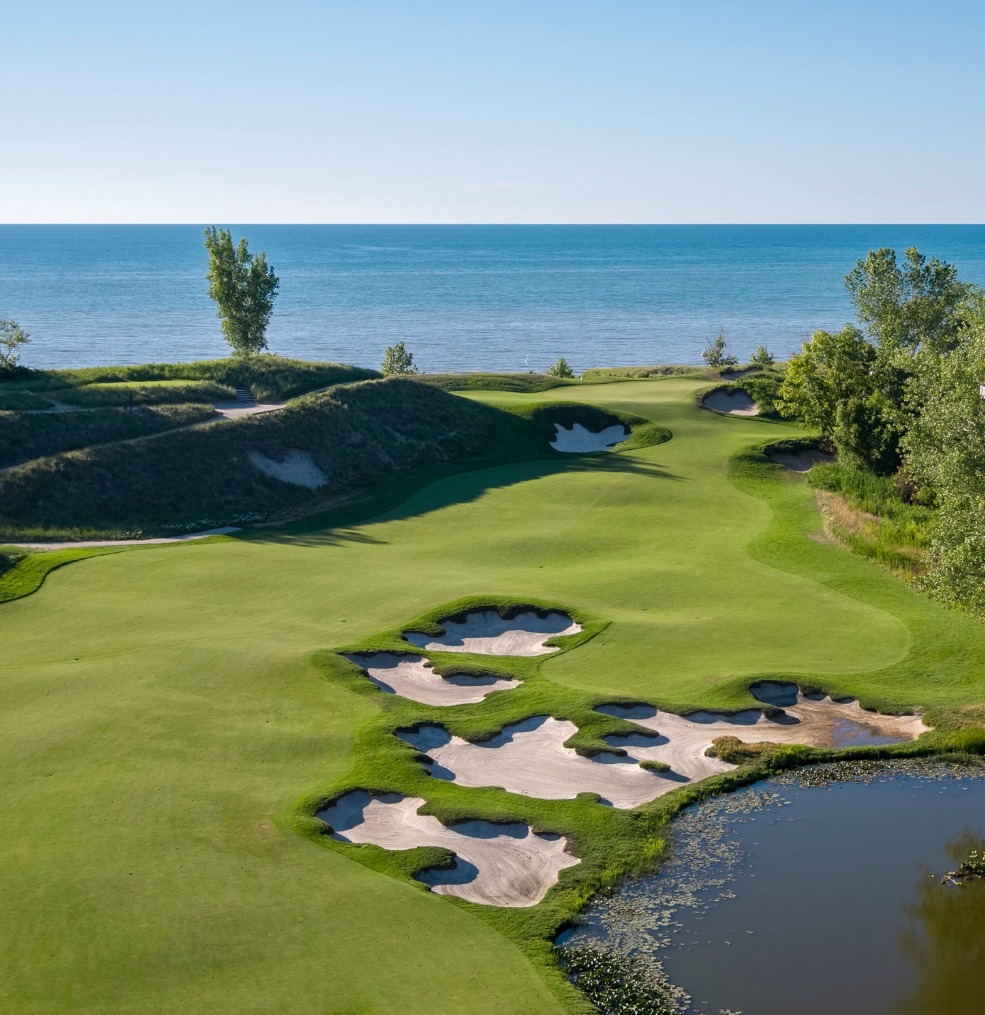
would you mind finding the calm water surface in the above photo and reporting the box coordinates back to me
[3,225,985,372]
[561,761,985,1015]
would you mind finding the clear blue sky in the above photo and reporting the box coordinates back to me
[5,1,984,223]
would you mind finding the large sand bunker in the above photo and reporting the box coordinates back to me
[343,652,519,706]
[398,716,670,809]
[404,609,582,656]
[598,682,929,789]
[248,448,326,488]
[318,791,579,907]
[551,422,628,453]
[702,389,759,416]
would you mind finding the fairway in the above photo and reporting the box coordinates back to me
[3,377,984,1014]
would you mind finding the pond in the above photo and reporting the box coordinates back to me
[558,759,985,1015]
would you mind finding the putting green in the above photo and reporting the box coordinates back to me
[2,377,984,1014]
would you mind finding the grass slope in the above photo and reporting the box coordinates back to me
[1,375,983,1014]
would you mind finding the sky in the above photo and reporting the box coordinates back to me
[4,0,985,223]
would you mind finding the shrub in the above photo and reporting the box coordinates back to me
[546,357,575,379]
[381,342,418,376]
[702,329,738,368]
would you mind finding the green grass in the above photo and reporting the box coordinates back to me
[416,372,575,392]
[52,380,237,407]
[0,403,217,469]
[2,374,985,1014]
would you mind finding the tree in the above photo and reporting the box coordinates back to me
[381,341,418,375]
[778,325,900,472]
[204,227,279,356]
[0,320,30,371]
[546,356,574,379]
[750,345,774,368]
[702,330,738,368]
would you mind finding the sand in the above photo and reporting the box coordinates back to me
[248,448,327,489]
[404,609,582,656]
[598,690,929,788]
[318,791,579,907]
[343,652,520,706]
[551,422,628,453]
[768,448,836,472]
[702,389,759,416]
[212,402,284,420]
[8,527,240,550]
[402,716,670,809]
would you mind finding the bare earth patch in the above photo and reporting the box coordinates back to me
[403,609,582,656]
[702,389,759,416]
[317,791,579,907]
[768,448,835,472]
[343,652,519,706]
[400,716,669,809]
[551,422,628,453]
[248,448,327,489]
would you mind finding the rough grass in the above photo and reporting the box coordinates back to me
[581,365,706,380]
[0,403,217,469]
[0,356,379,401]
[52,380,237,407]
[2,374,985,1014]
[417,372,575,392]
[0,382,662,540]
[0,389,54,410]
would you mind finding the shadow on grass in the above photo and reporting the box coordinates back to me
[240,453,680,548]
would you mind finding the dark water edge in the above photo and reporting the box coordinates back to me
[558,758,985,1015]
[5,224,985,373]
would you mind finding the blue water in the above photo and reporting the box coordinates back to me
[3,225,985,373]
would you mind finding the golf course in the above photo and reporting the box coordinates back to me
[2,370,984,1014]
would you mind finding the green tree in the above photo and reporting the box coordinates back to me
[701,330,738,368]
[0,320,30,371]
[750,345,774,368]
[204,227,279,356]
[778,325,900,472]
[381,341,418,375]
[546,356,574,378]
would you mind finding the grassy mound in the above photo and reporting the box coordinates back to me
[417,372,575,392]
[0,356,379,402]
[0,404,217,469]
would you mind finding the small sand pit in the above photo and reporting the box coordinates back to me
[343,652,519,706]
[404,609,582,657]
[702,389,759,416]
[317,791,579,907]
[399,716,673,809]
[767,448,835,472]
[551,422,628,453]
[597,685,929,791]
[248,448,326,489]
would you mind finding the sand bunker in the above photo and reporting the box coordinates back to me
[343,652,519,706]
[399,716,671,809]
[248,448,326,489]
[213,401,284,421]
[318,791,578,907]
[597,683,929,791]
[404,609,582,656]
[768,448,836,472]
[551,422,628,453]
[702,389,759,416]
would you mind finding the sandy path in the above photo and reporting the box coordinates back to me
[212,402,284,420]
[702,389,759,416]
[404,716,669,809]
[404,609,582,656]
[7,527,240,550]
[599,692,929,786]
[318,791,579,907]
[344,652,519,706]
[551,423,628,453]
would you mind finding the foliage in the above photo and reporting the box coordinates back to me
[0,320,30,371]
[750,345,775,368]
[846,246,971,357]
[778,325,901,473]
[381,341,418,376]
[739,370,784,418]
[204,227,280,356]
[546,356,575,379]
[701,329,738,367]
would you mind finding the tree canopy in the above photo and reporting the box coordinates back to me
[204,228,280,357]
[381,341,418,376]
[0,320,30,372]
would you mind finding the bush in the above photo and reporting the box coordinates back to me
[381,342,418,376]
[750,345,775,367]
[702,329,738,368]
[546,356,575,379]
